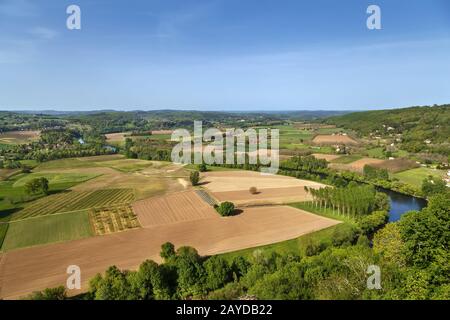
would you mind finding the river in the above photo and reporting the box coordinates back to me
[379,189,428,222]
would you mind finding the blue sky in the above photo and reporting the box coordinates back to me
[0,0,450,111]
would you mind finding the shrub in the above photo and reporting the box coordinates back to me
[332,224,359,246]
[216,202,235,217]
[160,242,176,262]
[249,186,258,194]
[189,171,200,186]
[198,163,207,172]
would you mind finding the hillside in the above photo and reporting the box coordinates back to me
[325,105,450,156]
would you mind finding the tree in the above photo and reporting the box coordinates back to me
[175,246,205,298]
[190,171,200,186]
[373,223,407,268]
[25,177,49,195]
[399,194,450,268]
[27,286,67,300]
[89,266,134,300]
[203,256,231,290]
[421,175,447,197]
[160,242,176,262]
[216,201,235,217]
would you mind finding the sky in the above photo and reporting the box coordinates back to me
[0,0,450,111]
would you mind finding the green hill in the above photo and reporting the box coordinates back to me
[325,104,450,156]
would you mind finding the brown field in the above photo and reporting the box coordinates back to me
[213,186,315,206]
[312,134,358,145]
[329,157,385,173]
[0,204,339,299]
[370,158,419,173]
[105,132,130,143]
[312,153,342,161]
[151,130,173,135]
[201,171,325,205]
[0,169,20,181]
[0,130,40,144]
[293,123,336,130]
[133,191,218,227]
[202,171,325,192]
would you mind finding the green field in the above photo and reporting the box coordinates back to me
[9,188,135,221]
[366,147,385,158]
[394,167,446,188]
[1,211,93,251]
[330,155,363,164]
[13,172,99,188]
[97,159,154,172]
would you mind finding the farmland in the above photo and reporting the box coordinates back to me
[9,189,135,222]
[1,211,93,251]
[0,130,40,144]
[394,167,447,188]
[133,191,218,227]
[312,134,358,145]
[0,204,339,298]
[201,170,325,206]
[13,172,99,188]
[89,206,140,235]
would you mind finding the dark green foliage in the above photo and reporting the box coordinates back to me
[359,210,389,235]
[198,163,207,172]
[203,256,231,290]
[160,242,176,262]
[399,194,449,269]
[189,171,200,186]
[24,177,49,195]
[215,201,235,217]
[421,176,447,197]
[27,286,67,300]
[175,246,205,298]
[331,224,359,246]
[305,185,378,216]
[363,165,389,181]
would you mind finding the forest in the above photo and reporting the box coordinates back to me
[325,104,450,156]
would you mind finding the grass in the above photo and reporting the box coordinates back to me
[0,223,8,249]
[290,202,356,225]
[13,172,99,188]
[1,211,93,251]
[97,159,153,172]
[366,147,385,158]
[394,167,446,188]
[330,155,363,164]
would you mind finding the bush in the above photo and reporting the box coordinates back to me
[189,171,200,186]
[332,224,359,246]
[216,202,235,217]
[249,186,258,194]
[358,211,389,235]
[160,242,176,262]
[198,163,207,172]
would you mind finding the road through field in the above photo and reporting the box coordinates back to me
[0,205,339,299]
